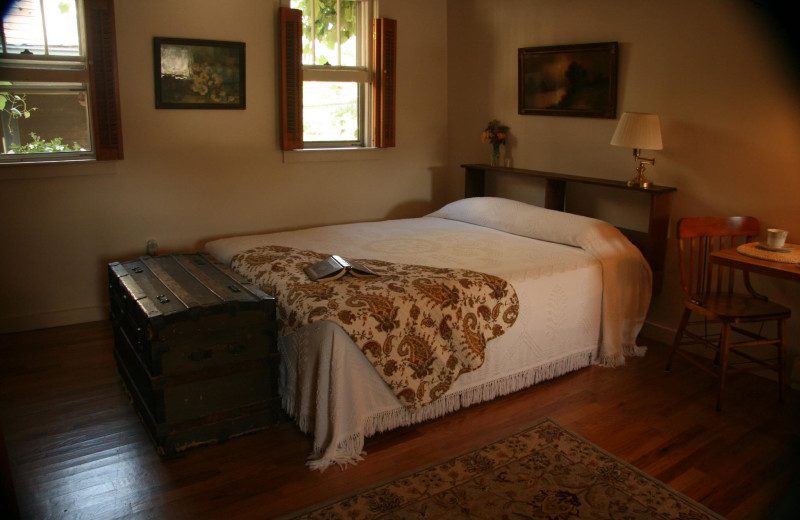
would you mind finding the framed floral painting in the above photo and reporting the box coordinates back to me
[518,42,617,119]
[153,37,245,109]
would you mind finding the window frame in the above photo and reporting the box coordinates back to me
[0,0,123,165]
[301,78,368,149]
[279,2,395,151]
[298,0,372,149]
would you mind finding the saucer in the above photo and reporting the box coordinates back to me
[757,242,792,253]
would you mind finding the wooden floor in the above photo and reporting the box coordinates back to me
[1,321,798,520]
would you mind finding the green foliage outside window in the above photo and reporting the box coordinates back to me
[291,0,358,65]
[1,92,36,136]
[7,132,83,154]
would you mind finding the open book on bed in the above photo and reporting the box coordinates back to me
[304,255,380,281]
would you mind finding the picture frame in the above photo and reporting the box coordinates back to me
[518,42,618,119]
[153,37,245,109]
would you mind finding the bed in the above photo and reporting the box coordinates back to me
[205,197,652,470]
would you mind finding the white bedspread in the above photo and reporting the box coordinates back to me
[206,197,652,470]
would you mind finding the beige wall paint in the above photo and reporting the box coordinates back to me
[0,0,449,331]
[445,0,800,384]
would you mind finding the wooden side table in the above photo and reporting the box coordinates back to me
[710,245,800,284]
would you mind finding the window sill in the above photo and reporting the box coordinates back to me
[0,157,116,180]
[282,147,385,164]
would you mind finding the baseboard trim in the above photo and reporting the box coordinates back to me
[0,306,107,334]
[640,320,675,345]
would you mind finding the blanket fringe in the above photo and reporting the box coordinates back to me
[626,344,648,357]
[295,349,595,471]
[594,343,648,367]
[307,433,366,471]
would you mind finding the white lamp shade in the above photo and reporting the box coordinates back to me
[610,112,663,150]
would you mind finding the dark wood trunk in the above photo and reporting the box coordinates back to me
[108,253,284,455]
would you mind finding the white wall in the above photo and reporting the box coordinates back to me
[0,0,449,332]
[445,0,800,384]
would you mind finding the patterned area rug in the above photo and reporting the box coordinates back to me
[284,418,725,519]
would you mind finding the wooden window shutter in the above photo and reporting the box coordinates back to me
[372,18,396,148]
[280,7,303,151]
[84,0,124,160]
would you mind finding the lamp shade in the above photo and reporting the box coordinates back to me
[610,112,663,150]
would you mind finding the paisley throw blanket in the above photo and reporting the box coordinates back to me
[231,245,519,410]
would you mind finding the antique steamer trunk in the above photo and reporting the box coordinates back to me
[108,252,283,455]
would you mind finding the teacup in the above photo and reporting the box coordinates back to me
[766,228,788,249]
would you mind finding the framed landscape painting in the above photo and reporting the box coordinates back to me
[154,37,246,109]
[518,42,618,119]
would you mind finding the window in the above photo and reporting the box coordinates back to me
[1,0,122,163]
[280,1,395,150]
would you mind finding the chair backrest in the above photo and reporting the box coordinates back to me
[676,216,760,300]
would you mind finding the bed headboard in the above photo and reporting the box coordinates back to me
[461,163,676,291]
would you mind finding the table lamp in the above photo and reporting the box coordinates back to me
[610,112,663,188]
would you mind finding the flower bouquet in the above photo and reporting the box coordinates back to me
[481,119,509,166]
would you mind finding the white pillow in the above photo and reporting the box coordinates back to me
[428,196,618,249]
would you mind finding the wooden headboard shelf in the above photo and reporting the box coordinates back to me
[462,164,677,290]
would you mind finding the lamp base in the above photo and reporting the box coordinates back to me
[627,161,652,189]
[627,177,651,189]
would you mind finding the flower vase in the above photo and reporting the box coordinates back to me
[490,143,501,166]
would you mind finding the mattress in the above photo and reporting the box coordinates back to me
[206,197,652,469]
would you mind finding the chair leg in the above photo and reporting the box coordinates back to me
[716,323,732,412]
[778,318,787,403]
[667,307,692,372]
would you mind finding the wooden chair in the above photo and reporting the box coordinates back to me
[666,216,790,411]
